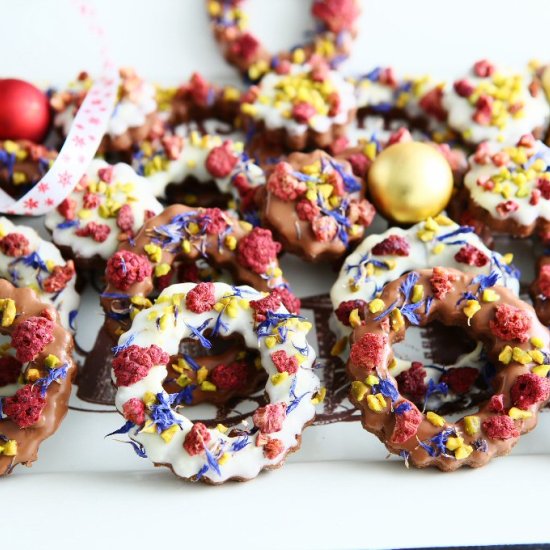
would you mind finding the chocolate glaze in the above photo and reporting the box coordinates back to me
[348,268,550,471]
[0,280,75,475]
[257,150,369,262]
[530,255,550,326]
[164,177,233,209]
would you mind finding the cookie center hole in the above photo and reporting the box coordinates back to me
[246,0,312,53]
[162,332,266,424]
[393,322,493,416]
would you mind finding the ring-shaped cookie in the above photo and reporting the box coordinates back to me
[112,282,320,483]
[206,0,360,81]
[348,268,550,471]
[330,216,519,412]
[0,280,75,475]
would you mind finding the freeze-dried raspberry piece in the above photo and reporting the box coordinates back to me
[488,394,505,413]
[482,415,519,440]
[97,165,114,183]
[250,293,282,322]
[537,178,550,200]
[0,233,30,257]
[0,355,23,386]
[205,142,239,178]
[489,304,531,343]
[253,402,287,434]
[188,72,211,106]
[347,152,370,178]
[75,221,111,243]
[42,262,75,293]
[454,79,475,98]
[473,95,493,125]
[387,127,412,146]
[389,402,423,444]
[122,398,146,425]
[201,208,229,235]
[271,287,301,315]
[11,316,54,363]
[296,199,321,222]
[430,267,457,300]
[473,59,495,77]
[311,215,338,242]
[112,344,169,387]
[57,198,77,220]
[538,265,550,298]
[292,102,317,124]
[454,244,489,267]
[334,299,367,327]
[271,350,299,374]
[116,204,134,233]
[263,438,285,459]
[185,282,216,314]
[440,366,479,394]
[3,385,46,428]
[312,0,360,33]
[267,163,307,201]
[183,422,211,456]
[510,373,550,409]
[496,200,519,217]
[349,332,387,372]
[372,234,410,256]
[106,250,152,290]
[230,33,260,62]
[237,227,281,274]
[418,87,446,121]
[395,362,427,401]
[83,192,101,209]
[348,199,375,226]
[210,361,249,391]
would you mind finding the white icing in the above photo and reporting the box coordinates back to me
[54,78,157,138]
[356,79,395,110]
[247,64,356,136]
[45,160,163,261]
[442,67,550,145]
[0,217,79,330]
[113,282,320,483]
[134,129,265,200]
[464,140,550,227]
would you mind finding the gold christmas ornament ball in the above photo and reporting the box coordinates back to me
[367,141,454,224]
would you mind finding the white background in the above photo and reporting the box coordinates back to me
[2,1,550,549]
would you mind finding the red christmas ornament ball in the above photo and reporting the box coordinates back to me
[0,79,51,142]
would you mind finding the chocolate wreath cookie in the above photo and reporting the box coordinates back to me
[50,68,161,156]
[461,134,550,240]
[348,268,550,471]
[207,0,360,81]
[132,129,264,209]
[255,150,375,262]
[0,280,76,475]
[241,60,356,150]
[331,216,519,413]
[0,217,79,330]
[442,59,550,145]
[0,140,57,200]
[45,159,163,272]
[83,205,299,406]
[111,282,320,483]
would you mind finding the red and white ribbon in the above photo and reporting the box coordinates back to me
[0,0,119,216]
